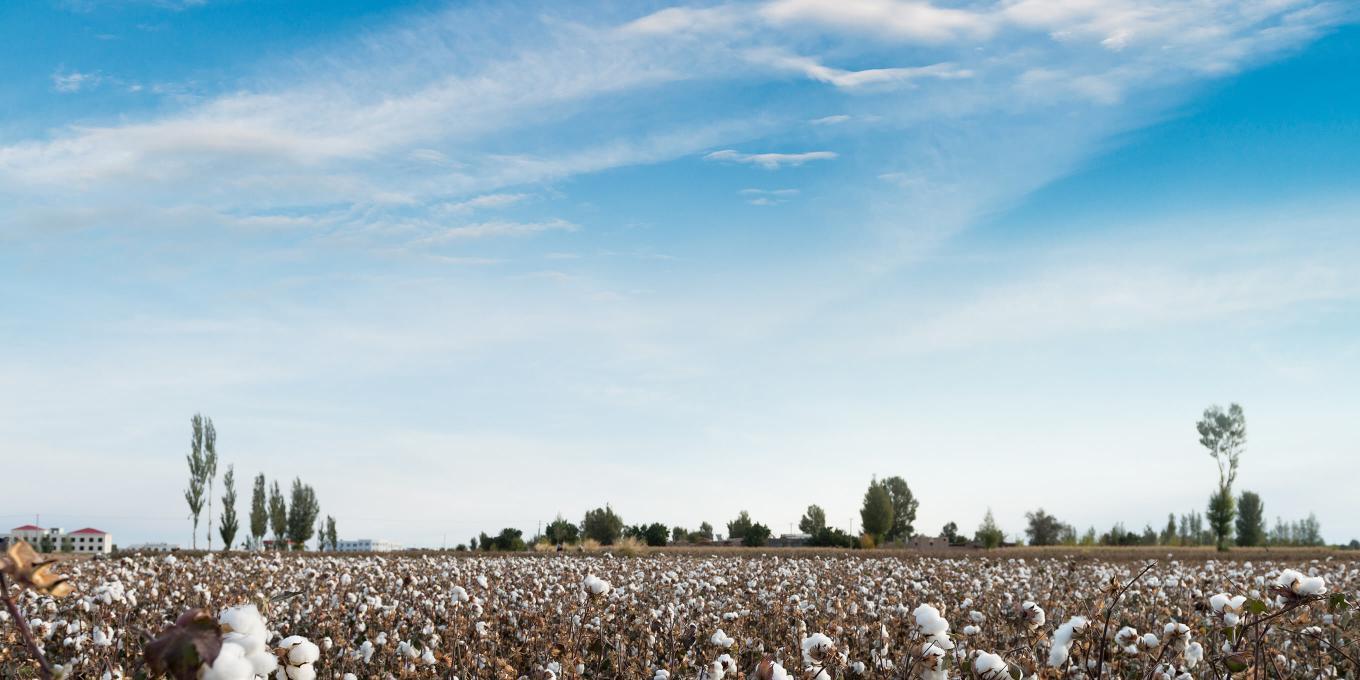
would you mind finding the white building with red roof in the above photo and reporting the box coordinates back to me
[68,527,113,555]
[8,524,64,549]
[6,524,111,554]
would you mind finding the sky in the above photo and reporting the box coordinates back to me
[1,0,1358,549]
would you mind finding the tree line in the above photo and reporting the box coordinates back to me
[184,413,336,552]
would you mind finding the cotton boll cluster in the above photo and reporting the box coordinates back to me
[1275,569,1326,598]
[218,604,278,677]
[801,632,835,663]
[1019,601,1045,629]
[583,574,611,596]
[1210,593,1247,626]
[709,628,733,648]
[1048,615,1088,667]
[912,604,954,650]
[972,651,1009,680]
[275,635,320,680]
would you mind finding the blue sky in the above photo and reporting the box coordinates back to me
[2,0,1357,548]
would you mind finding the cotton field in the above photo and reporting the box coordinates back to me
[2,549,1357,679]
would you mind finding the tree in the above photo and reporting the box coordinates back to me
[184,414,210,550]
[697,522,714,541]
[249,474,268,550]
[806,527,857,548]
[268,481,288,549]
[1196,403,1246,550]
[941,522,959,544]
[204,417,218,551]
[1160,513,1178,546]
[798,505,827,535]
[1235,491,1266,547]
[859,478,894,542]
[727,511,754,542]
[492,528,526,551]
[218,465,239,552]
[742,523,771,547]
[882,476,919,542]
[39,534,54,553]
[286,478,320,550]
[641,522,669,547]
[671,526,688,544]
[1024,508,1064,546]
[1207,487,1235,550]
[324,516,338,552]
[546,515,579,544]
[974,508,1003,549]
[581,505,624,545]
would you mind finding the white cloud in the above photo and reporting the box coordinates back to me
[51,70,100,93]
[760,0,997,42]
[704,149,837,169]
[740,187,800,205]
[413,218,577,244]
[810,114,852,125]
[747,48,971,89]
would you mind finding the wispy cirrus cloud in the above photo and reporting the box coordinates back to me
[704,149,837,169]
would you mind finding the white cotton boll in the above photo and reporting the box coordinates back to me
[281,664,316,680]
[710,629,734,648]
[584,574,611,596]
[1276,570,1327,596]
[219,605,277,676]
[973,652,1008,680]
[1020,601,1045,628]
[451,586,469,603]
[1185,642,1204,669]
[343,675,357,680]
[1048,616,1088,668]
[202,642,256,680]
[963,625,980,636]
[653,671,670,680]
[278,636,320,666]
[801,633,835,663]
[359,640,375,663]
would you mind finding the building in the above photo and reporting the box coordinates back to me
[906,534,979,549]
[65,528,113,554]
[125,543,178,553]
[335,538,403,553]
[769,533,811,547]
[8,525,65,551]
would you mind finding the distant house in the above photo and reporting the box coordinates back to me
[6,525,112,554]
[906,534,977,549]
[9,525,66,552]
[769,533,811,548]
[335,539,403,553]
[262,539,300,551]
[67,528,113,555]
[125,543,178,553]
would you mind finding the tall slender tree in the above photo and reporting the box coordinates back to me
[219,465,239,551]
[184,414,209,550]
[1236,491,1266,547]
[882,476,919,542]
[204,418,218,551]
[249,474,268,550]
[1197,403,1246,550]
[859,477,894,544]
[268,481,288,549]
[324,516,338,552]
[286,478,321,550]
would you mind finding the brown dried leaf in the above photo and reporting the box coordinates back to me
[0,541,74,597]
